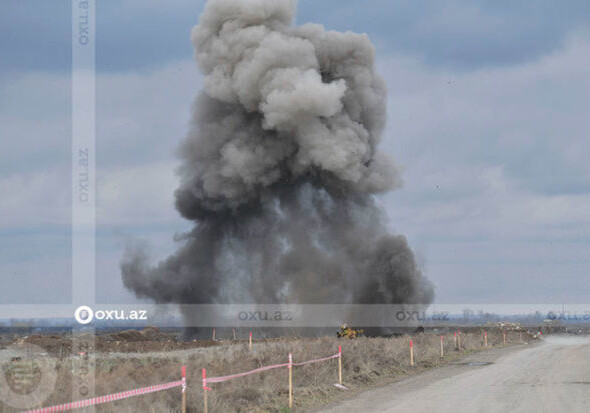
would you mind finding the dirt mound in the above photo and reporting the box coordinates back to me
[140,326,175,341]
[19,335,72,355]
[106,327,176,343]
[3,329,224,355]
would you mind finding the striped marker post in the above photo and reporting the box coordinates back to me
[484,331,488,347]
[181,366,187,413]
[202,368,209,413]
[249,331,253,350]
[338,345,342,385]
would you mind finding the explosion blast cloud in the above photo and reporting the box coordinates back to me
[121,0,434,319]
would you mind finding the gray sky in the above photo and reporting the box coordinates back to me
[1,0,589,304]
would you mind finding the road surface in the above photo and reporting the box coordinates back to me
[321,336,590,413]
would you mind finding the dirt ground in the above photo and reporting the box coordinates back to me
[320,336,590,413]
[0,327,537,412]
[1,327,222,356]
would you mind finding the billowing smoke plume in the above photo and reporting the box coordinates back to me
[121,0,434,311]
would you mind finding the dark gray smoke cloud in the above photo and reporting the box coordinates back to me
[121,0,434,311]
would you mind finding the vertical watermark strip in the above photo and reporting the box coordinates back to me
[72,0,96,407]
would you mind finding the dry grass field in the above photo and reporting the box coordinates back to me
[0,328,534,412]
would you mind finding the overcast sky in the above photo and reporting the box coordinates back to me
[1,0,589,305]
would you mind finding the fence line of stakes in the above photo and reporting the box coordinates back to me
[210,330,527,412]
[35,330,533,412]
[32,329,536,412]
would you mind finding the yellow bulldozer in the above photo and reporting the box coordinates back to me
[337,323,364,339]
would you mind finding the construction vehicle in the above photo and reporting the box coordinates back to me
[337,323,363,339]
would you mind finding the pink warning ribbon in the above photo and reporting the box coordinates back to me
[206,362,290,384]
[292,353,340,367]
[205,351,340,386]
[24,380,184,413]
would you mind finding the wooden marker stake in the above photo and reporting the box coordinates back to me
[212,328,216,341]
[288,353,293,408]
[410,339,414,367]
[458,331,462,350]
[202,368,208,413]
[181,366,186,413]
[484,331,488,347]
[249,331,253,351]
[503,330,506,345]
[338,345,342,385]
[440,335,444,357]
[233,328,236,340]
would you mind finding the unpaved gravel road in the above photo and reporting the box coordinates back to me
[321,336,590,413]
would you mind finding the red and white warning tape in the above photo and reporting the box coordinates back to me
[24,379,184,413]
[292,353,340,367]
[203,351,341,388]
[26,349,342,411]
[206,362,290,384]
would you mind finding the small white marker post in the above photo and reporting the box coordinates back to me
[288,353,293,408]
[249,331,253,351]
[440,335,444,357]
[212,328,215,341]
[410,339,414,367]
[503,330,506,345]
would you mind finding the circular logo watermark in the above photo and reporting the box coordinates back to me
[74,305,94,325]
[0,342,57,409]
